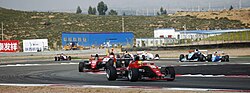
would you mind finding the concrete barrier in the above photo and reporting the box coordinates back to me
[0,49,106,57]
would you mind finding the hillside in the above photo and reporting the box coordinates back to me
[0,7,248,49]
[173,8,250,26]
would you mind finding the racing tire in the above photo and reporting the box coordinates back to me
[221,56,226,62]
[225,55,229,62]
[79,62,85,72]
[106,66,117,81]
[106,59,114,67]
[179,54,184,62]
[185,55,189,60]
[165,67,175,81]
[97,62,103,69]
[207,54,212,62]
[128,68,139,82]
[54,57,57,61]
[116,60,122,68]
[57,57,61,61]
[142,55,146,61]
[68,56,71,61]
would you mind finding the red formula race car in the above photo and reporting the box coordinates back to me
[105,56,175,82]
[78,54,106,72]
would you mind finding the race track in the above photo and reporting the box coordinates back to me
[0,58,250,90]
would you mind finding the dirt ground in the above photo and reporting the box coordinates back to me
[0,86,222,93]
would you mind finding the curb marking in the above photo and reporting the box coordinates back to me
[0,83,249,92]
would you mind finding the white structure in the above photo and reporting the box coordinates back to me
[136,28,250,47]
[154,28,250,40]
[136,38,178,47]
[154,28,179,39]
[23,39,49,52]
[178,33,209,40]
[177,29,250,40]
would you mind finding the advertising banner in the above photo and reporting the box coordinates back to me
[0,40,19,52]
[23,39,48,52]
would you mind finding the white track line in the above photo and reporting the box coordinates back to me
[0,63,78,67]
[85,71,250,78]
[0,83,64,86]
[176,74,250,78]
[0,83,245,92]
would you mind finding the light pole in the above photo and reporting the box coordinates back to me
[239,0,242,9]
[122,17,125,32]
[1,22,3,40]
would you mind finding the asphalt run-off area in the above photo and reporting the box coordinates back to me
[0,58,250,92]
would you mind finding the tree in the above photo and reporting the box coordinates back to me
[76,6,82,14]
[123,12,126,16]
[97,1,108,15]
[160,7,164,14]
[88,6,97,15]
[229,5,233,10]
[88,6,93,14]
[108,9,118,15]
[157,12,160,15]
[92,7,97,15]
[160,7,167,15]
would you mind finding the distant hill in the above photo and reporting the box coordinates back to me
[0,7,247,49]
[173,8,250,26]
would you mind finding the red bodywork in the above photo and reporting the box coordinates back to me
[105,55,175,81]
[128,61,164,77]
[85,55,117,71]
[89,57,104,69]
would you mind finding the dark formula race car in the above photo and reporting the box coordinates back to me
[179,49,207,62]
[105,56,175,82]
[206,51,229,62]
[179,49,229,62]
[54,53,71,61]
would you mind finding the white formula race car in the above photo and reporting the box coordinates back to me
[137,51,160,60]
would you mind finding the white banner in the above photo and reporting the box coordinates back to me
[23,39,48,52]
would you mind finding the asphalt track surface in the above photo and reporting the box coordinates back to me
[0,58,250,90]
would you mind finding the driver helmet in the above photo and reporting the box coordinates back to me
[134,55,140,61]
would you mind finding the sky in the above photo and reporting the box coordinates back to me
[0,0,250,13]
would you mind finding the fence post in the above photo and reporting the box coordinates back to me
[215,34,217,44]
[203,34,205,45]
[221,34,224,44]
[246,31,249,42]
[232,32,236,43]
[241,32,243,42]
[208,34,210,44]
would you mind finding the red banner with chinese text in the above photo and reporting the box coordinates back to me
[0,40,19,52]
